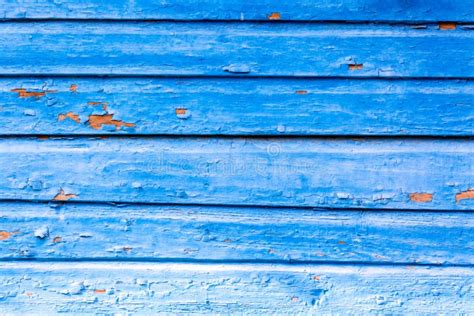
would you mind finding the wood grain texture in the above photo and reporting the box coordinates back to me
[1,137,472,210]
[3,78,473,136]
[0,22,473,77]
[1,0,474,22]
[0,202,472,264]
[0,262,472,314]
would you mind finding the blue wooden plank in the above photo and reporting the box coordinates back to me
[0,22,473,77]
[3,78,473,136]
[0,202,472,264]
[1,137,472,210]
[1,0,474,22]
[0,262,472,314]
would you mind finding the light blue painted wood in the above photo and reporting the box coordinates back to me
[0,137,472,209]
[0,262,472,314]
[0,2,473,313]
[3,78,473,135]
[1,0,473,22]
[0,22,473,77]
[0,202,472,264]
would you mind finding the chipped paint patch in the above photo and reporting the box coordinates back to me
[69,84,78,92]
[456,189,474,203]
[94,289,106,294]
[34,226,49,239]
[87,114,135,130]
[223,64,251,74]
[268,12,281,20]
[175,108,191,119]
[58,112,81,123]
[88,101,108,111]
[439,22,457,30]
[53,236,62,243]
[409,193,433,203]
[348,64,363,71]
[11,88,56,98]
[53,189,77,201]
[0,231,11,241]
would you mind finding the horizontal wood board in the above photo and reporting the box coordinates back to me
[2,78,473,136]
[0,202,472,264]
[1,0,474,22]
[0,262,472,314]
[0,137,472,209]
[0,22,472,77]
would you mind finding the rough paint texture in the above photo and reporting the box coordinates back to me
[0,263,473,314]
[0,23,473,77]
[0,78,472,135]
[1,0,473,22]
[0,202,472,264]
[0,138,472,210]
[0,1,473,314]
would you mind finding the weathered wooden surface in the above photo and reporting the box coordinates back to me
[3,78,473,136]
[0,202,472,264]
[0,262,472,314]
[0,22,473,77]
[1,0,474,22]
[1,1,473,313]
[0,137,472,209]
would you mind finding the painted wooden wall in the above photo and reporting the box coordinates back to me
[0,1,473,314]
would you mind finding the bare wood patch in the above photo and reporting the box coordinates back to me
[11,88,56,98]
[88,114,135,130]
[0,231,11,241]
[53,189,77,201]
[348,64,363,71]
[439,22,457,30]
[409,193,433,203]
[456,189,474,203]
[58,112,81,123]
[268,12,281,20]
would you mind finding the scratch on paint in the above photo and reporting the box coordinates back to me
[53,189,77,201]
[295,90,308,94]
[409,193,433,203]
[11,88,57,98]
[456,189,474,203]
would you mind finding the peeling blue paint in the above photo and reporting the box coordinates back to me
[0,0,473,313]
[0,22,472,77]
[1,0,473,22]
